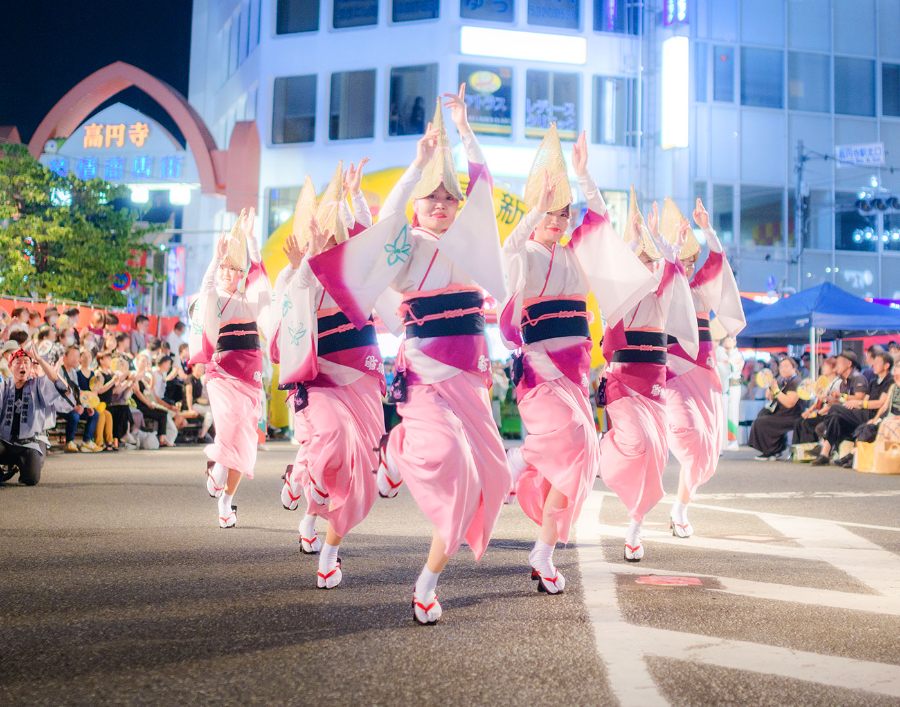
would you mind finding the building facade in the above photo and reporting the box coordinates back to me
[185,0,900,301]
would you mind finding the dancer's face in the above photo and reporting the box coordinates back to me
[414,184,460,234]
[534,206,571,246]
[639,252,657,272]
[217,261,243,293]
[681,255,698,278]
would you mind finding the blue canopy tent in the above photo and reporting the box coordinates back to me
[737,283,900,376]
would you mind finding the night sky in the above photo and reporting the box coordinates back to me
[0,1,193,145]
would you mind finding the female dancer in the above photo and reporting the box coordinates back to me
[190,208,272,528]
[309,87,509,624]
[599,192,698,561]
[662,198,745,538]
[500,129,654,593]
[273,162,385,588]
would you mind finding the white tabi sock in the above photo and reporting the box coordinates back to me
[529,540,556,576]
[507,446,528,485]
[318,542,339,573]
[671,501,688,524]
[626,520,642,547]
[299,513,317,539]
[212,462,227,485]
[218,492,234,517]
[415,566,440,599]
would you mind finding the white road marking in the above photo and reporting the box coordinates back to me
[575,493,668,706]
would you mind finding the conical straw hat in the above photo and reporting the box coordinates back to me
[523,124,572,213]
[411,99,464,201]
[315,162,349,245]
[659,197,701,260]
[290,176,317,252]
[224,211,248,271]
[624,186,661,260]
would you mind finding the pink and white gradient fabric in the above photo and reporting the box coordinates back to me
[388,372,509,559]
[205,372,262,477]
[599,258,698,523]
[665,226,746,497]
[300,374,384,537]
[515,375,598,542]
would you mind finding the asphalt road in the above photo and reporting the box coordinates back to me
[1,442,899,705]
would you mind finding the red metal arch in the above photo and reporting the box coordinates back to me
[28,62,223,194]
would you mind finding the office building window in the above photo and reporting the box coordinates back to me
[713,184,734,244]
[249,0,262,48]
[460,0,514,22]
[525,70,579,140]
[835,57,875,117]
[835,191,876,251]
[884,64,900,117]
[592,76,636,146]
[741,47,784,108]
[393,0,438,21]
[330,70,376,140]
[459,64,513,136]
[788,52,830,113]
[593,0,639,34]
[272,75,317,144]
[267,186,302,237]
[741,186,784,246]
[277,0,320,33]
[389,64,438,136]
[333,0,378,28]
[528,0,579,30]
[789,188,832,250]
[695,43,708,102]
[713,46,734,102]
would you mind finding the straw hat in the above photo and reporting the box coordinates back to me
[659,197,701,260]
[624,186,661,260]
[411,100,464,202]
[522,124,572,213]
[223,213,249,271]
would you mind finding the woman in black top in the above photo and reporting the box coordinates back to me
[748,357,803,460]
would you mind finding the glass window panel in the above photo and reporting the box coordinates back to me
[789,188,832,249]
[835,191,877,251]
[526,70,580,139]
[708,0,738,41]
[695,181,708,205]
[834,0,875,56]
[788,52,830,112]
[713,46,734,102]
[267,186,302,237]
[277,0,320,33]
[879,0,900,61]
[695,42,708,102]
[228,20,239,76]
[593,0,640,34]
[393,0,438,22]
[239,3,250,63]
[459,64,514,136]
[834,57,875,116]
[528,0,580,29]
[272,75,317,144]
[713,184,734,244]
[788,0,830,52]
[460,0,515,22]
[329,70,376,140]
[741,186,784,246]
[249,0,261,48]
[333,0,378,28]
[884,64,900,117]
[592,75,636,146]
[741,47,784,108]
[741,0,784,46]
[389,64,438,136]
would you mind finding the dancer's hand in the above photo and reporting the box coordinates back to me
[309,217,333,255]
[215,231,228,260]
[343,158,370,196]
[283,233,307,270]
[413,124,440,169]
[693,198,710,230]
[443,83,470,133]
[572,131,588,178]
[647,201,660,238]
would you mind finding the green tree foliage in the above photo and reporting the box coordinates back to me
[0,144,158,306]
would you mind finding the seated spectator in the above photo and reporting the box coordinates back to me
[7,307,29,336]
[822,351,894,467]
[131,314,150,355]
[27,311,42,336]
[183,362,214,443]
[43,307,59,328]
[107,356,135,449]
[0,343,74,485]
[793,357,840,444]
[748,356,804,461]
[91,351,121,451]
[114,332,134,365]
[36,326,64,366]
[87,310,106,338]
[58,345,101,453]
[861,345,885,383]
[166,321,186,355]
[132,354,180,446]
[77,348,115,452]
[864,359,900,441]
